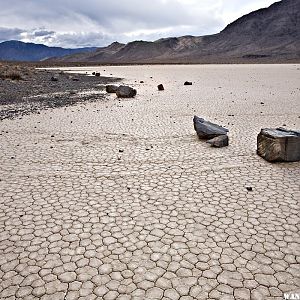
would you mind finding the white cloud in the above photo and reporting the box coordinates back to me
[0,0,278,47]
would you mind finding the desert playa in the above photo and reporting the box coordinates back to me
[0,64,300,299]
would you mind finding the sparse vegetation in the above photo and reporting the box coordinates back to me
[0,64,23,80]
[0,71,23,80]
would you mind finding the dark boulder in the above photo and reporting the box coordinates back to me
[207,135,229,148]
[257,128,300,162]
[158,84,164,91]
[116,85,137,98]
[92,72,95,75]
[193,116,229,139]
[95,72,100,77]
[184,81,192,85]
[106,85,119,93]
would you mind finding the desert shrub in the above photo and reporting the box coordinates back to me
[0,70,23,80]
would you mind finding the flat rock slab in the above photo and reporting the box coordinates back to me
[257,127,300,162]
[193,116,229,139]
[207,135,229,148]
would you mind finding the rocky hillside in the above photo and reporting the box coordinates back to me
[57,42,125,62]
[55,0,300,63]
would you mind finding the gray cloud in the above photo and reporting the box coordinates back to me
[0,27,24,41]
[33,30,55,37]
[0,0,278,48]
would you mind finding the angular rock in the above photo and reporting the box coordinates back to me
[257,127,300,162]
[193,116,229,139]
[207,135,229,148]
[106,85,119,93]
[51,76,58,82]
[184,81,192,85]
[116,85,137,98]
[95,72,100,77]
[158,84,164,91]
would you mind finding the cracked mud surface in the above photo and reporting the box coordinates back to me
[0,64,299,299]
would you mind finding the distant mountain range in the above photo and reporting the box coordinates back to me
[54,0,300,63]
[1,0,299,63]
[0,41,97,62]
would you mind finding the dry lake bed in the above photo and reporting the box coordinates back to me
[0,64,299,299]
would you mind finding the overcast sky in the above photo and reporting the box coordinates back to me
[0,0,278,48]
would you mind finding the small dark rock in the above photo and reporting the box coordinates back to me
[184,81,192,85]
[207,135,229,148]
[119,149,124,153]
[158,84,164,91]
[51,76,58,82]
[116,86,137,98]
[106,85,119,93]
[246,187,253,191]
[95,73,100,77]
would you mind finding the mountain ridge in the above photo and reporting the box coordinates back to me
[1,0,299,63]
[55,0,300,63]
[0,40,97,62]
